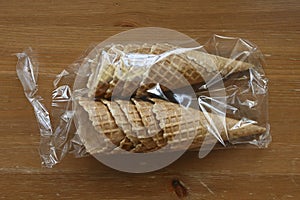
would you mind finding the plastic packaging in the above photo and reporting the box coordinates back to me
[16,27,270,173]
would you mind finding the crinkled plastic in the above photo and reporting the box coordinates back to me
[16,28,270,172]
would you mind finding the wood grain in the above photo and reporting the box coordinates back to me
[0,0,299,199]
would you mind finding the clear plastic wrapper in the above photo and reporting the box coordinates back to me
[16,28,270,172]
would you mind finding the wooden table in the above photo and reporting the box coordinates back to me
[0,0,299,199]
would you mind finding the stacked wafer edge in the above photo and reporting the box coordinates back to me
[77,43,266,154]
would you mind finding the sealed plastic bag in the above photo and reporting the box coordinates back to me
[16,27,270,173]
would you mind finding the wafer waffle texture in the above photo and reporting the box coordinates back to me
[78,98,266,154]
[84,43,254,99]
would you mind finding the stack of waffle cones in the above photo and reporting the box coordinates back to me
[77,43,266,154]
[86,43,254,99]
[78,97,266,154]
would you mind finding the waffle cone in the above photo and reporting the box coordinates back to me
[151,98,206,150]
[100,99,138,146]
[115,99,158,150]
[185,50,253,78]
[104,44,172,98]
[78,98,129,154]
[151,98,266,150]
[131,98,167,148]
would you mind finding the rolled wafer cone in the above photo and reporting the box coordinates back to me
[78,99,124,145]
[112,66,146,98]
[115,99,158,150]
[150,98,204,150]
[100,99,154,153]
[118,44,179,97]
[86,45,114,90]
[116,44,177,97]
[135,53,203,97]
[185,50,254,78]
[87,44,125,99]
[100,99,139,146]
[136,46,254,97]
[105,43,172,98]
[78,98,131,154]
[131,98,167,148]
[103,46,138,98]
[109,43,174,98]
[150,98,266,150]
[76,122,115,154]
